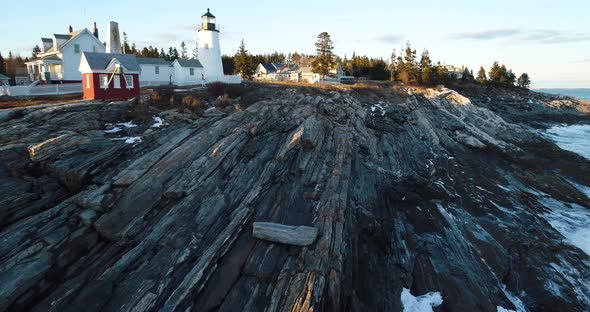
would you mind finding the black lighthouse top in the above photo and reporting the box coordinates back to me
[200,8,218,32]
[202,8,215,18]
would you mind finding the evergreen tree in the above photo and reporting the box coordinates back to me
[233,39,254,79]
[476,66,487,83]
[222,55,235,75]
[32,45,41,58]
[311,32,335,80]
[419,49,432,85]
[0,52,5,75]
[517,73,531,89]
[160,48,166,59]
[141,47,149,57]
[292,52,301,66]
[180,41,188,60]
[388,49,398,81]
[122,32,131,54]
[489,61,501,82]
[507,69,516,85]
[192,41,198,59]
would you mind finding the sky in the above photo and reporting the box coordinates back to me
[1,0,589,88]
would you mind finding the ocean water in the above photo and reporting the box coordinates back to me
[536,88,590,101]
[543,124,590,160]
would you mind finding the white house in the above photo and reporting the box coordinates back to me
[0,74,9,86]
[137,57,173,86]
[25,24,105,84]
[254,63,296,81]
[172,59,204,85]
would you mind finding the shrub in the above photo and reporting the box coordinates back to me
[207,82,245,98]
[215,94,232,109]
[182,95,205,109]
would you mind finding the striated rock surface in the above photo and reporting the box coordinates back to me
[252,222,318,246]
[1,83,590,312]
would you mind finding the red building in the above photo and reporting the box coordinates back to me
[79,52,141,100]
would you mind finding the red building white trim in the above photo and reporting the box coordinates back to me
[79,52,141,100]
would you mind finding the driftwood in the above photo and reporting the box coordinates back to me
[252,222,318,246]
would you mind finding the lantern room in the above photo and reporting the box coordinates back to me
[201,8,218,32]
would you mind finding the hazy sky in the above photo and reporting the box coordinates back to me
[1,0,589,88]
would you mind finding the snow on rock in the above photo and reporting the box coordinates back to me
[543,124,590,160]
[425,88,471,105]
[500,284,527,312]
[370,101,387,116]
[117,121,138,129]
[400,288,443,312]
[112,137,142,145]
[151,117,165,128]
[104,127,123,134]
[497,307,516,312]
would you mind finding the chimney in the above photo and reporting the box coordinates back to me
[68,25,73,33]
[93,22,99,39]
[106,21,122,54]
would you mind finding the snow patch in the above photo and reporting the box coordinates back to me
[497,307,515,312]
[117,121,138,129]
[400,288,443,312]
[112,136,142,144]
[151,116,165,128]
[500,284,527,312]
[370,101,387,116]
[104,127,123,134]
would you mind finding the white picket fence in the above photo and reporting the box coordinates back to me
[0,84,82,97]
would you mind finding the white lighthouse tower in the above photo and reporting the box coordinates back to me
[198,8,224,81]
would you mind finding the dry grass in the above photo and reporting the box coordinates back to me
[0,94,83,109]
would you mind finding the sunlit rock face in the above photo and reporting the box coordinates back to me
[0,83,589,312]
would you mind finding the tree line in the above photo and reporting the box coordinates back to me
[225,33,531,89]
[0,51,28,84]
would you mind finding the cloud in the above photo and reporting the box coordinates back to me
[375,34,403,44]
[346,34,403,45]
[524,29,590,44]
[450,28,590,44]
[450,29,521,40]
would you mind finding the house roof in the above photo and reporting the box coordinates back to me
[259,63,277,72]
[175,59,203,68]
[202,8,215,18]
[39,29,97,55]
[297,67,314,74]
[82,52,141,72]
[41,38,53,43]
[137,57,172,66]
[54,34,72,40]
[0,74,9,80]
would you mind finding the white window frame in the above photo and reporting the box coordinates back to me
[74,44,80,54]
[99,74,108,89]
[113,75,121,89]
[155,66,159,75]
[125,75,134,89]
[86,75,90,89]
[190,68,194,76]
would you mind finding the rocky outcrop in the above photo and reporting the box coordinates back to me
[252,222,318,246]
[0,83,589,312]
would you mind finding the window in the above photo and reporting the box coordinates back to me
[190,68,194,76]
[113,75,121,88]
[99,74,108,89]
[86,75,90,89]
[125,75,134,88]
[74,44,80,53]
[155,66,159,75]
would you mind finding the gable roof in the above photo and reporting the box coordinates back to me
[175,59,203,68]
[81,52,141,73]
[41,38,53,43]
[137,57,172,66]
[54,34,72,40]
[39,29,102,55]
[259,63,276,72]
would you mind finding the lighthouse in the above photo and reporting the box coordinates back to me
[198,8,224,81]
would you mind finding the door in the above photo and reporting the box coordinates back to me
[113,75,121,88]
